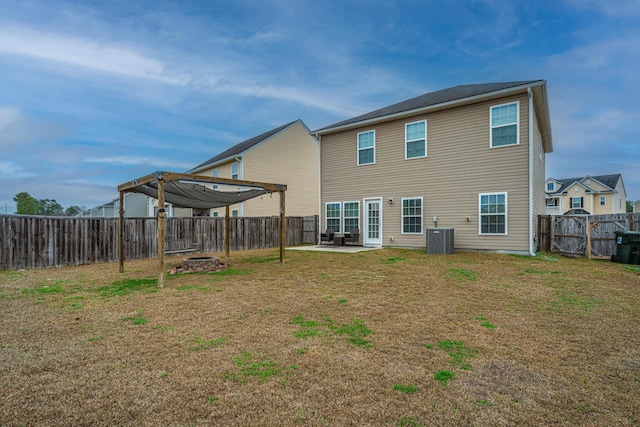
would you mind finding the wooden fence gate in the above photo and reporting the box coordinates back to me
[538,213,639,259]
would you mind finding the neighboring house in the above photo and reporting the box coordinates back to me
[634,200,640,213]
[84,193,188,218]
[314,80,553,255]
[80,200,116,217]
[545,174,627,215]
[113,192,150,217]
[186,119,319,217]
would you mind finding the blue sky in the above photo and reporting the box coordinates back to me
[1,0,639,213]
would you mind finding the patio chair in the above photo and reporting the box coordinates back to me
[320,229,335,244]
[344,229,360,246]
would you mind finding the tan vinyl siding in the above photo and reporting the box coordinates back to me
[242,122,318,217]
[592,194,612,215]
[200,122,319,217]
[612,178,627,213]
[321,93,532,252]
[197,160,240,217]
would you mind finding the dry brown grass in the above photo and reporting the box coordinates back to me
[1,248,639,426]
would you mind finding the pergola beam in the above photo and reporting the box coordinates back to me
[118,171,286,194]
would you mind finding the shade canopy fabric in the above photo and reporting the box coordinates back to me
[133,180,267,209]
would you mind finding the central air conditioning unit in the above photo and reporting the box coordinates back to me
[426,228,454,255]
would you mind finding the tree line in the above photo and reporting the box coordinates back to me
[13,192,86,217]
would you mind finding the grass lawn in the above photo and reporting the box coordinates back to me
[1,248,639,426]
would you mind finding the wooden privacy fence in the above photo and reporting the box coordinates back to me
[0,215,318,270]
[538,213,640,259]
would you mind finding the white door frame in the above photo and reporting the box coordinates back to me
[363,197,383,247]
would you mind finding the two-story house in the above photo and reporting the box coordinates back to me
[314,81,553,255]
[545,174,627,215]
[187,119,319,217]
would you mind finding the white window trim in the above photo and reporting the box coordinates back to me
[478,192,508,235]
[405,120,427,160]
[342,201,360,233]
[357,130,376,166]
[571,197,583,209]
[231,209,239,217]
[546,182,555,192]
[490,101,520,148]
[600,196,606,206]
[325,201,341,233]
[231,162,239,180]
[401,197,424,235]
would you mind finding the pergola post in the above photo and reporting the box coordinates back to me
[280,190,285,263]
[225,205,230,257]
[157,178,166,288]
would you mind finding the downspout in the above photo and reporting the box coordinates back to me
[316,133,322,244]
[528,87,535,256]
[235,156,243,216]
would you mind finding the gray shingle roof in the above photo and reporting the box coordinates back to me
[315,80,544,133]
[550,174,622,194]
[188,120,302,173]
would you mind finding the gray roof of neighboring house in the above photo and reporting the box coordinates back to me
[549,174,622,194]
[188,120,304,173]
[315,80,545,133]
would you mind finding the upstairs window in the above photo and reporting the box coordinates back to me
[490,102,519,147]
[343,201,360,233]
[405,120,426,159]
[232,162,239,180]
[571,197,583,209]
[212,168,219,189]
[325,202,341,233]
[357,130,375,165]
[600,196,606,206]
[547,182,555,192]
[402,198,423,234]
[480,193,507,234]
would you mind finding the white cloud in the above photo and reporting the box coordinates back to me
[84,155,192,171]
[0,26,189,85]
[0,160,36,179]
[0,105,70,149]
[0,105,22,129]
[564,0,640,18]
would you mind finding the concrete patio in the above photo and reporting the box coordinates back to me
[286,245,381,253]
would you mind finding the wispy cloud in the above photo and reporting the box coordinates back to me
[85,155,193,171]
[564,0,640,18]
[0,105,70,149]
[0,26,188,85]
[0,161,36,179]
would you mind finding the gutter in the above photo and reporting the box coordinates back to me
[188,154,242,174]
[316,81,546,136]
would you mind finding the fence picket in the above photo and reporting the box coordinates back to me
[538,213,639,258]
[0,215,318,270]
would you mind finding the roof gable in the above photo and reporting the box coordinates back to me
[315,80,545,133]
[188,120,304,173]
[548,174,622,195]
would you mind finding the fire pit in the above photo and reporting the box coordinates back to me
[175,256,227,273]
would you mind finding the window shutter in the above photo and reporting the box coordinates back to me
[580,197,584,208]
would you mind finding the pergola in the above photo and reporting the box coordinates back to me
[117,171,287,287]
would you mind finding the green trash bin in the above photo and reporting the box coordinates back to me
[613,230,640,265]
